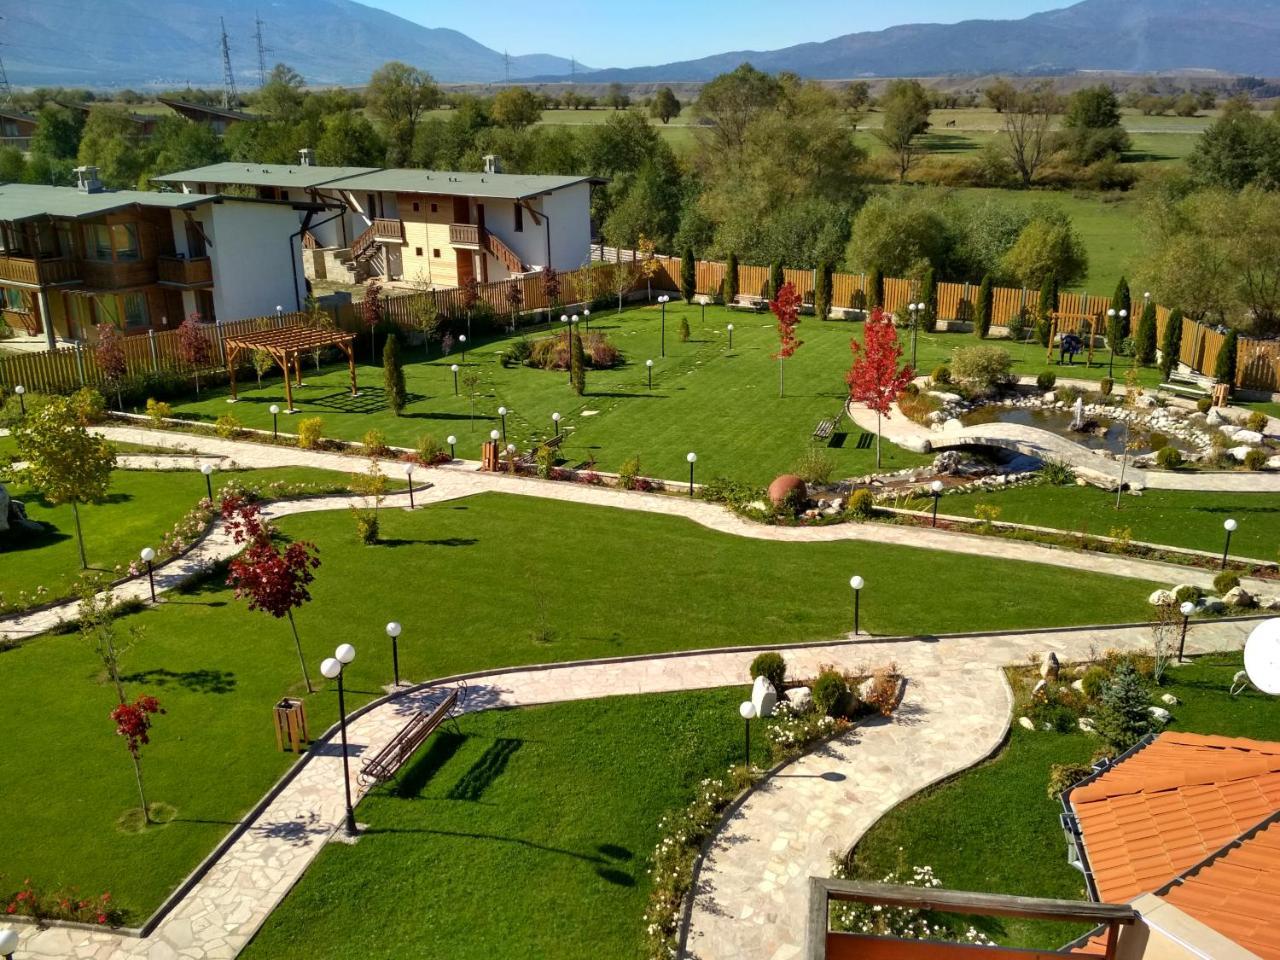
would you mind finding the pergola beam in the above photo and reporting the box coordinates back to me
[223,325,359,410]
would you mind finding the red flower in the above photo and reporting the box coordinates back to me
[111,695,165,758]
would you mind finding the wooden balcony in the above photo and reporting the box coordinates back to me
[157,256,213,287]
[0,254,81,286]
[449,223,480,246]
[79,258,157,290]
[372,218,403,242]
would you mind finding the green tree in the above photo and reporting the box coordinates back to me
[974,275,994,338]
[1214,329,1238,385]
[0,146,26,182]
[1000,214,1088,289]
[1135,299,1158,365]
[1188,98,1280,191]
[724,252,739,304]
[256,63,305,120]
[30,105,83,159]
[147,116,225,182]
[845,191,952,279]
[316,111,385,166]
[366,61,442,166]
[694,63,783,153]
[570,330,586,395]
[680,247,697,303]
[383,335,407,415]
[1061,85,1130,163]
[917,267,935,331]
[1109,278,1132,350]
[12,396,116,569]
[491,87,543,130]
[77,106,147,188]
[1093,662,1153,752]
[868,265,884,309]
[984,77,1018,114]
[876,79,932,182]
[769,262,784,300]
[1037,275,1058,347]
[650,87,682,124]
[1159,308,1184,380]
[815,260,834,321]
[604,83,631,111]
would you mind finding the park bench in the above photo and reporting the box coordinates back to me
[516,432,565,469]
[812,407,846,443]
[730,294,769,313]
[1157,371,1212,402]
[358,683,466,786]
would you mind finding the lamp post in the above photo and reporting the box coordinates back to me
[385,621,402,687]
[459,334,467,362]
[275,304,284,322]
[738,700,756,767]
[200,463,214,501]
[140,546,156,603]
[646,359,653,390]
[14,384,25,416]
[0,927,18,960]
[658,295,669,357]
[698,295,708,325]
[489,428,500,451]
[405,462,416,509]
[686,451,697,496]
[552,412,561,437]
[930,479,943,527]
[1107,309,1117,377]
[850,575,865,636]
[1221,518,1238,570]
[583,308,590,337]
[269,403,281,440]
[447,435,457,460]
[727,323,734,350]
[562,315,575,384]
[498,406,508,443]
[319,643,358,836]
[451,364,459,396]
[908,303,920,370]
[1177,601,1195,662]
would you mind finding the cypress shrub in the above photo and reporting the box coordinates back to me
[724,252,739,305]
[383,334,406,415]
[868,266,884,309]
[680,247,697,303]
[917,268,935,333]
[1037,275,1057,347]
[815,260,833,321]
[1159,308,1183,380]
[1108,277,1131,348]
[1214,329,1238,386]
[1135,300,1158,366]
[769,261,785,300]
[975,274,994,339]
[570,331,587,395]
[1093,663,1153,752]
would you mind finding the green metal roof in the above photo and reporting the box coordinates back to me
[330,169,593,200]
[0,183,242,222]
[152,162,379,189]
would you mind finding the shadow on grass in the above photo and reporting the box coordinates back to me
[447,737,522,801]
[120,667,237,694]
[393,730,470,798]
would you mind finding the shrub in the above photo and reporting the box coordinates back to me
[1080,665,1109,701]
[699,476,766,509]
[528,336,567,370]
[1099,377,1114,396]
[570,332,586,395]
[974,503,1002,526]
[846,489,877,520]
[931,364,951,385]
[1245,410,1268,433]
[354,512,379,545]
[1155,447,1184,469]
[812,669,850,718]
[792,447,837,485]
[501,337,534,367]
[413,434,445,464]
[1173,585,1203,604]
[585,332,622,368]
[861,667,899,717]
[1214,570,1241,595]
[535,442,558,479]
[1057,385,1084,405]
[1047,762,1092,800]
[1041,459,1076,485]
[383,335,406,415]
[974,274,994,338]
[950,345,1013,392]
[1093,662,1153,751]
[362,428,390,456]
[750,652,787,692]
[1007,309,1028,343]
[1196,397,1213,414]
[297,416,324,450]
[69,387,106,425]
[215,413,242,440]
[145,397,172,424]
[618,454,642,491]
[1214,329,1238,385]
[678,318,690,343]
[1029,688,1080,733]
[1036,371,1057,391]
[1244,448,1268,471]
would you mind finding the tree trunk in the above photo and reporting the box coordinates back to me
[71,500,87,569]
[1116,449,1128,511]
[288,609,314,693]
[876,409,883,469]
[779,358,785,398]
[131,752,151,825]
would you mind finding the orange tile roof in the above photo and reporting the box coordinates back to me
[1068,733,1280,904]
[1160,816,1280,960]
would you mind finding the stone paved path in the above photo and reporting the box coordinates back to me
[11,619,1255,959]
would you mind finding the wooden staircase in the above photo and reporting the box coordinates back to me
[484,229,526,274]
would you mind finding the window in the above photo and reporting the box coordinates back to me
[430,203,438,213]
[281,190,290,201]
[121,292,149,329]
[514,204,524,233]
[112,224,139,261]
[412,201,420,212]
[2,287,26,311]
[84,224,113,260]
[432,248,441,259]
[91,295,119,327]
[415,247,423,257]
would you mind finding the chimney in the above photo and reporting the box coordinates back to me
[298,148,313,166]
[483,154,502,174]
[73,165,103,194]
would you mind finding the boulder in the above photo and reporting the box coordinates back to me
[0,482,42,537]
[1160,694,1180,706]
[1018,716,1036,731]
[1032,678,1048,698]
[1232,429,1265,445]
[1223,586,1257,608]
[1078,717,1097,734]
[942,418,964,433]
[1148,706,1172,725]
[788,686,813,713]
[899,435,934,454]
[751,675,778,719]
[1071,679,1085,693]
[1203,597,1227,614]
[1229,446,1253,462]
[1041,652,1061,681]
[1206,408,1225,426]
[1264,596,1280,611]
[1269,456,1280,471]
[767,474,808,511]
[1043,391,1057,404]
[1148,589,1176,606]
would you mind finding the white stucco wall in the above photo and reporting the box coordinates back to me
[198,200,306,321]
[537,182,593,272]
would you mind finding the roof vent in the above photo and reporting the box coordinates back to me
[73,165,103,194]
[298,147,313,167]
[483,154,502,174]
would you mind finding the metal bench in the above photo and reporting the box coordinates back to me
[357,683,466,786]
[516,432,565,468]
[812,409,846,443]
[730,294,769,312]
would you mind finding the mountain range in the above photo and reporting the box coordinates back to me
[4,0,1278,90]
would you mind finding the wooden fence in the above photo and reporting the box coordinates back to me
[4,252,1278,395]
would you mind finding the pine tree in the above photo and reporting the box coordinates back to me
[1109,277,1131,351]
[383,334,407,415]
[1037,275,1057,348]
[815,260,833,321]
[1093,662,1153,752]
[570,331,586,395]
[769,261,784,300]
[868,266,884,309]
[680,247,697,303]
[1135,300,1158,366]
[917,268,935,333]
[724,252,739,305]
[975,274,994,339]
[1159,308,1183,380]
[1214,329,1238,386]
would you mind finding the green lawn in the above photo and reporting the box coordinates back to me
[164,305,1161,486]
[848,653,1279,949]
[0,465,398,609]
[242,687,770,960]
[930,483,1280,562]
[0,492,1160,921]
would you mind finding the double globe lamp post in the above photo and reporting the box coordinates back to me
[658,295,670,357]
[319,643,359,836]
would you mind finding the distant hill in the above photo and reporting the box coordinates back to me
[534,0,1280,82]
[4,0,582,88]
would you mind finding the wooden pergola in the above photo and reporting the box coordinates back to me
[1045,311,1105,367]
[224,325,358,412]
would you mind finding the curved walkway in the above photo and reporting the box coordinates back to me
[11,619,1255,960]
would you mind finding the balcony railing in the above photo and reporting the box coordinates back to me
[157,256,213,286]
[449,223,480,246]
[0,254,81,286]
[80,258,157,290]
[372,218,403,242]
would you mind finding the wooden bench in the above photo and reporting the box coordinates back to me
[516,432,564,468]
[730,294,769,313]
[358,684,466,786]
[812,408,846,443]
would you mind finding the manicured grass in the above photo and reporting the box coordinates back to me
[242,687,770,960]
[0,466,398,608]
[848,653,1277,949]
[165,305,1162,486]
[929,483,1280,561]
[0,492,1160,920]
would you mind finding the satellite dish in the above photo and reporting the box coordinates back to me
[1243,619,1280,696]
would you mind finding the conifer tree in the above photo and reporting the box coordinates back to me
[383,334,406,415]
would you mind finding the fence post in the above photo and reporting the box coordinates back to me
[75,344,86,385]
[148,329,159,372]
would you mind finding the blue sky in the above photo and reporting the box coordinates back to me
[369,0,1070,68]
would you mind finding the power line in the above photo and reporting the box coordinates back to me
[253,12,271,87]
[503,49,510,83]
[219,16,237,108]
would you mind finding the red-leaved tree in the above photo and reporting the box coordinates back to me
[846,308,915,469]
[770,281,804,398]
[362,278,384,363]
[111,694,165,824]
[95,322,128,411]
[506,280,523,332]
[176,313,213,396]
[223,495,321,692]
[460,276,480,340]
[542,266,561,324]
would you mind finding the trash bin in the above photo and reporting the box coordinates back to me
[273,697,309,753]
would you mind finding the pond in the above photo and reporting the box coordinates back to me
[959,405,1195,456]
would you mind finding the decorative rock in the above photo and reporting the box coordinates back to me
[1032,678,1048,698]
[1078,717,1097,734]
[1264,596,1280,611]
[1223,586,1256,608]
[767,474,808,511]
[1206,408,1225,425]
[1043,391,1057,404]
[751,675,778,719]
[788,686,813,713]
[0,482,43,537]
[942,418,964,432]
[1232,429,1264,445]
[1160,694,1180,706]
[1041,652,1061,681]
[1018,716,1036,731]
[1071,679,1085,693]
[1219,424,1240,439]
[1269,456,1280,470]
[1228,446,1253,462]
[900,436,933,454]
[1148,706,1172,724]
[1148,589,1176,606]
[1203,597,1227,613]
